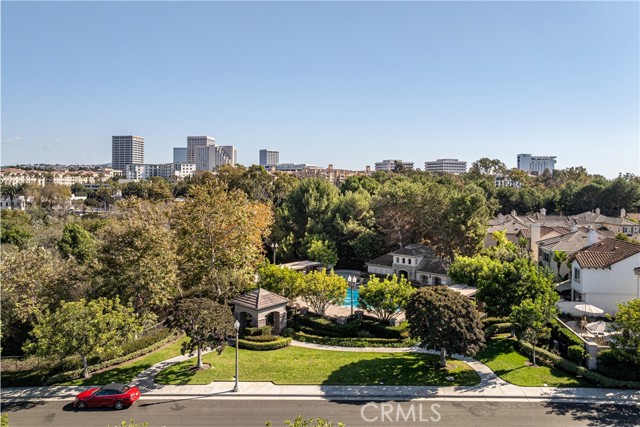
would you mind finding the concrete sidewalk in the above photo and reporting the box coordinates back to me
[3,341,639,404]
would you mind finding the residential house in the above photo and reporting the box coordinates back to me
[366,244,451,286]
[568,238,640,315]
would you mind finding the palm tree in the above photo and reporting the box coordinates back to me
[1,184,18,209]
[553,250,568,280]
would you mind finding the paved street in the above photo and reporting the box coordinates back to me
[3,398,640,427]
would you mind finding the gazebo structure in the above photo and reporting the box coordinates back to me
[231,288,289,334]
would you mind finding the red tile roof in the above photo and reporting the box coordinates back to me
[572,238,640,269]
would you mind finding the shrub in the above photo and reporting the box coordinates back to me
[292,314,410,339]
[242,335,280,343]
[566,345,587,363]
[482,317,510,327]
[485,322,512,338]
[237,337,291,351]
[281,328,295,338]
[555,326,584,348]
[597,349,640,381]
[293,331,416,348]
[243,325,274,337]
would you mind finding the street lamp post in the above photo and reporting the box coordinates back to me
[347,275,356,316]
[233,319,240,392]
[271,242,278,265]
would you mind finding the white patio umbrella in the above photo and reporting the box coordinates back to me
[574,303,604,315]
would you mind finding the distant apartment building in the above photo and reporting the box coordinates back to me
[259,149,279,167]
[424,159,467,174]
[375,160,414,172]
[187,136,215,164]
[173,147,188,163]
[125,163,196,181]
[268,164,372,186]
[195,144,237,171]
[112,135,144,172]
[517,154,556,175]
[0,168,112,187]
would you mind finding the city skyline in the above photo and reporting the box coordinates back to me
[2,1,638,178]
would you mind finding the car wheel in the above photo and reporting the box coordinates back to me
[114,400,124,410]
[77,401,87,410]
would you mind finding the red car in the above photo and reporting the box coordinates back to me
[73,383,140,410]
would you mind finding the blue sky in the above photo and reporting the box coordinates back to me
[2,1,638,177]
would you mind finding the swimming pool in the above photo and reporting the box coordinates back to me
[342,288,360,307]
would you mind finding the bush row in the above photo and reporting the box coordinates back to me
[44,332,181,385]
[482,317,510,327]
[515,341,640,389]
[243,326,272,337]
[292,314,408,339]
[597,349,640,382]
[237,337,291,351]
[484,323,511,338]
[242,335,281,343]
[293,331,417,348]
[553,325,585,349]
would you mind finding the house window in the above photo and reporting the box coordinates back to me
[543,252,550,263]
[408,259,411,265]
[402,258,406,264]
[574,268,580,281]
[395,257,399,263]
[433,277,442,285]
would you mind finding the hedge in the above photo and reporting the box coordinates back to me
[243,326,272,337]
[554,326,584,349]
[515,340,640,389]
[293,331,417,348]
[44,331,181,385]
[567,345,587,363]
[485,322,512,338]
[597,349,640,382]
[237,337,291,351]
[482,317,510,327]
[292,314,409,339]
[242,335,280,343]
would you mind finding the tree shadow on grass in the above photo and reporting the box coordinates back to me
[320,354,479,387]
[153,362,199,385]
[544,402,640,426]
[71,364,154,386]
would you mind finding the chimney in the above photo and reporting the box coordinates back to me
[540,207,546,216]
[595,208,600,215]
[497,213,505,222]
[587,227,598,246]
[365,165,371,174]
[530,223,541,261]
[621,208,626,218]
[570,223,578,232]
[511,210,517,217]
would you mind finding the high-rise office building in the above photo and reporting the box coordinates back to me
[173,147,188,163]
[424,159,467,174]
[112,135,144,172]
[259,149,279,167]
[517,154,557,174]
[196,144,237,171]
[374,159,414,172]
[187,136,215,164]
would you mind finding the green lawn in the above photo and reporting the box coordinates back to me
[61,336,189,386]
[155,346,480,386]
[476,336,593,387]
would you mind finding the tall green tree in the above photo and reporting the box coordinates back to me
[610,298,640,354]
[257,263,303,300]
[358,275,414,322]
[300,269,347,315]
[95,200,178,315]
[510,293,558,365]
[306,238,339,268]
[25,297,141,378]
[170,297,235,370]
[171,180,273,300]
[406,286,485,367]
[0,209,32,248]
[58,222,96,264]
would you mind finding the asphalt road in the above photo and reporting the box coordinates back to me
[2,399,639,427]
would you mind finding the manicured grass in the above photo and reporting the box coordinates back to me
[476,335,593,387]
[155,346,480,386]
[61,336,189,386]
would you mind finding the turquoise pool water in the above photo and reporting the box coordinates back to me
[342,288,360,307]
